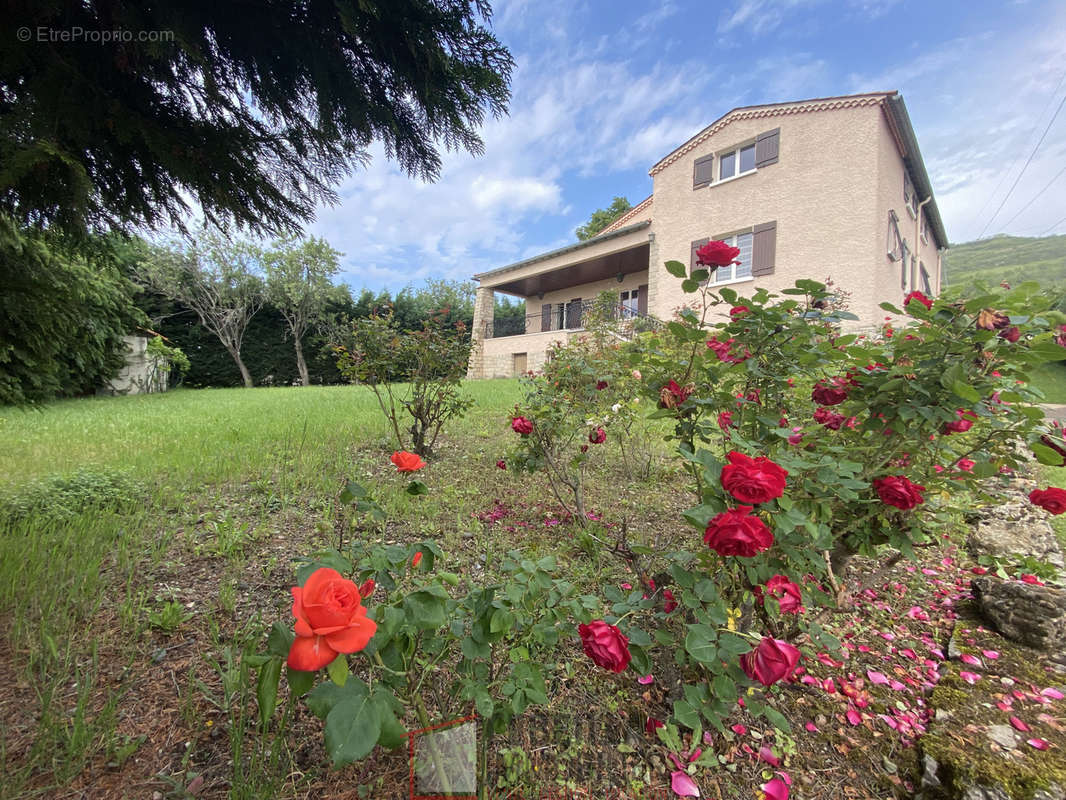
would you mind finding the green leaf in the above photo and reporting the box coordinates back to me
[405,479,429,496]
[265,621,294,658]
[324,683,382,766]
[762,705,792,733]
[1032,442,1065,466]
[711,675,738,706]
[286,667,315,697]
[340,481,369,504]
[306,681,348,720]
[256,658,282,729]
[665,260,688,278]
[718,287,738,304]
[405,591,448,630]
[673,698,701,730]
[327,654,349,687]
[879,301,903,314]
[952,381,980,403]
[684,624,718,664]
[490,608,514,634]
[690,269,710,283]
[628,643,651,675]
[681,279,700,294]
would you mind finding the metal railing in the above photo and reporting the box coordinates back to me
[485,299,662,339]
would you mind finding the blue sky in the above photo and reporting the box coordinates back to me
[307,0,1066,295]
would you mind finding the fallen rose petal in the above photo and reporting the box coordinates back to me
[846,709,863,725]
[1027,738,1051,750]
[731,724,748,736]
[638,674,654,685]
[758,745,781,767]
[982,650,1000,660]
[762,777,790,800]
[671,770,700,797]
[1041,688,1065,700]
[867,670,890,685]
[1010,716,1031,732]
[960,671,982,684]
[689,747,702,763]
[997,701,1013,712]
[961,653,982,666]
[805,721,819,732]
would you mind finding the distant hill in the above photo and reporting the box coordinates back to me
[943,233,1066,288]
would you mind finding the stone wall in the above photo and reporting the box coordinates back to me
[98,336,168,396]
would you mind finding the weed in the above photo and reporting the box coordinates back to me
[148,599,193,633]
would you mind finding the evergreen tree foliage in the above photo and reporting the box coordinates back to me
[575,196,632,241]
[0,1,513,237]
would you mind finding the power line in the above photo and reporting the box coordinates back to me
[977,87,1066,240]
[971,67,1066,234]
[998,162,1066,230]
[1038,213,1066,236]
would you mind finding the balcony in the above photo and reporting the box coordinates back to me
[486,299,661,340]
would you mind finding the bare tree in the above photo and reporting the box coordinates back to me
[138,229,264,387]
[263,237,342,386]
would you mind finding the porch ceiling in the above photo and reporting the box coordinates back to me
[493,243,650,297]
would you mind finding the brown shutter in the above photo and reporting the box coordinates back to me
[690,237,710,273]
[751,221,777,277]
[754,128,780,168]
[693,154,714,188]
[541,303,552,331]
[637,284,648,315]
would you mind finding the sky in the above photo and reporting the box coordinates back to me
[306,0,1066,296]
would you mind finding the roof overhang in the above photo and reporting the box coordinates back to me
[883,94,949,249]
[474,220,652,295]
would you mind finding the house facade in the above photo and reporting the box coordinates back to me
[467,91,948,380]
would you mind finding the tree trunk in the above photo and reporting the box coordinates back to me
[294,336,309,386]
[228,347,254,388]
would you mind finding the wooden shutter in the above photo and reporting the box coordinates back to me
[690,237,710,273]
[693,154,715,188]
[541,303,552,331]
[637,284,648,315]
[751,221,777,277]
[754,128,780,168]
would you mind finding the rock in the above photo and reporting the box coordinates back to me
[921,754,941,789]
[960,786,1011,800]
[971,577,1066,659]
[967,510,1064,570]
[985,724,1019,750]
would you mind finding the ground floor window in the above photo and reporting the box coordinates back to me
[512,352,527,376]
[713,232,753,284]
[620,288,639,316]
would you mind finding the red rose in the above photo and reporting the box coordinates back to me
[357,579,376,599]
[717,411,735,430]
[1057,324,1066,347]
[873,475,926,509]
[903,290,933,310]
[411,551,423,568]
[663,589,678,614]
[287,568,377,671]
[589,427,606,444]
[645,717,665,736]
[511,416,534,435]
[730,305,750,318]
[999,326,1020,343]
[596,380,608,390]
[720,451,788,504]
[1020,573,1045,585]
[391,450,426,473]
[707,336,750,364]
[741,637,801,686]
[942,409,977,435]
[811,378,850,406]
[703,505,774,557]
[496,459,507,470]
[695,240,741,268]
[578,620,631,672]
[1030,487,1066,515]
[813,406,846,430]
[757,575,803,614]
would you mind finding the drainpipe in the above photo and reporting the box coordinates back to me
[916,193,933,294]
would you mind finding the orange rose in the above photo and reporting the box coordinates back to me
[391,450,426,473]
[287,568,377,671]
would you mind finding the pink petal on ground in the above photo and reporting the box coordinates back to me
[1027,738,1051,751]
[671,770,700,797]
[889,680,907,691]
[982,650,1000,660]
[1010,717,1031,732]
[689,747,702,763]
[867,670,890,685]
[905,606,929,620]
[846,709,863,725]
[668,753,685,771]
[823,677,837,693]
[731,724,748,736]
[638,674,654,685]
[762,778,790,800]
[901,648,917,659]
[997,701,1013,712]
[758,745,781,767]
[961,653,982,666]
[1042,688,1065,700]
[805,721,819,732]
[960,671,982,684]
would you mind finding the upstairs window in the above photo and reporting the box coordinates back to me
[904,172,918,217]
[719,143,756,181]
[920,262,931,294]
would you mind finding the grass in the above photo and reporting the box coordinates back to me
[943,232,1066,290]
[1031,362,1066,403]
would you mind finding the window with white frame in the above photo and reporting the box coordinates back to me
[904,172,918,217]
[718,142,756,181]
[920,262,931,294]
[900,242,911,291]
[620,288,639,316]
[712,232,754,284]
[920,211,929,243]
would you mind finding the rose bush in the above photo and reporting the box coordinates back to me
[287,567,377,671]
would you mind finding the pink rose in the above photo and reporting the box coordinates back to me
[741,637,801,686]
[579,620,631,672]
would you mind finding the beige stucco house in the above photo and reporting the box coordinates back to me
[467,91,948,379]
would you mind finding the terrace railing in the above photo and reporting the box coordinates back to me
[485,299,662,340]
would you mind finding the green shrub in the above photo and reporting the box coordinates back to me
[0,467,139,523]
